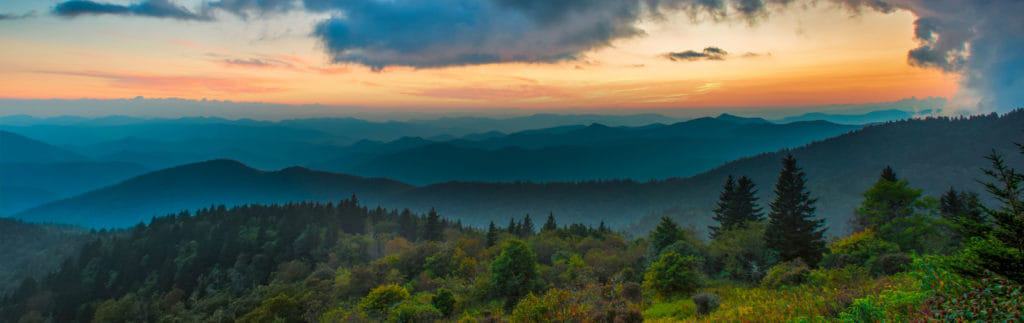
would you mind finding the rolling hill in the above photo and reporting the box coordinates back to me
[14,160,412,228]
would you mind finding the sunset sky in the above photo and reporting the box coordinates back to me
[0,0,1018,113]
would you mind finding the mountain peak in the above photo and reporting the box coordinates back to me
[715,113,771,125]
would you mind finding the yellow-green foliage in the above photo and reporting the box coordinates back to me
[674,269,918,322]
[358,284,410,319]
[510,288,588,322]
[642,298,697,321]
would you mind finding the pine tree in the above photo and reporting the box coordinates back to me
[977,149,1024,282]
[709,176,736,238]
[486,221,499,247]
[880,166,898,182]
[598,221,610,234]
[711,176,763,238]
[397,209,418,241]
[520,214,534,236]
[507,218,517,234]
[649,217,683,257]
[941,188,989,239]
[765,155,827,266]
[422,208,443,241]
[542,213,558,232]
[734,176,764,223]
[940,188,964,217]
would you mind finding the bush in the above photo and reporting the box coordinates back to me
[643,251,703,299]
[642,299,697,320]
[510,289,585,322]
[707,221,777,282]
[869,253,912,276]
[692,292,720,316]
[822,230,899,269]
[358,284,410,319]
[761,259,810,288]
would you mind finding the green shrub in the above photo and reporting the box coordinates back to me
[643,251,703,299]
[707,221,777,282]
[821,230,899,269]
[510,289,585,322]
[692,292,720,316]
[869,253,912,276]
[761,259,810,288]
[642,299,697,320]
[838,289,928,322]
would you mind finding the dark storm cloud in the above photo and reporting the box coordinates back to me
[53,0,207,20]
[303,0,783,69]
[666,47,729,61]
[864,0,1024,111]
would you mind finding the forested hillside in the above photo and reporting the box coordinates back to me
[2,141,1021,321]
[0,219,88,294]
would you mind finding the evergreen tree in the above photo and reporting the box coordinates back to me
[422,208,443,241]
[520,214,534,236]
[598,221,610,234]
[486,221,499,247]
[541,213,558,232]
[709,176,736,238]
[398,209,418,241]
[851,166,922,231]
[734,176,764,223]
[507,218,518,235]
[880,166,898,182]
[649,217,683,257]
[765,155,827,266]
[977,149,1024,282]
[940,188,989,239]
[710,176,763,238]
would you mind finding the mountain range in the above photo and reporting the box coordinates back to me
[0,113,858,212]
[12,111,1022,235]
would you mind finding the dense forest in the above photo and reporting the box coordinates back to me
[2,141,1022,322]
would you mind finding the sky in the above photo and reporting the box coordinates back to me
[0,0,1020,115]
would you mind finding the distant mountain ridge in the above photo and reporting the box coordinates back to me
[14,110,1022,234]
[314,115,859,183]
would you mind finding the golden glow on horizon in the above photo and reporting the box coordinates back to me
[0,4,958,109]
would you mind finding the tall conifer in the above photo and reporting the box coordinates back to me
[765,155,827,266]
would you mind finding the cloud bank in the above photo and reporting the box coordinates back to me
[44,0,1024,111]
